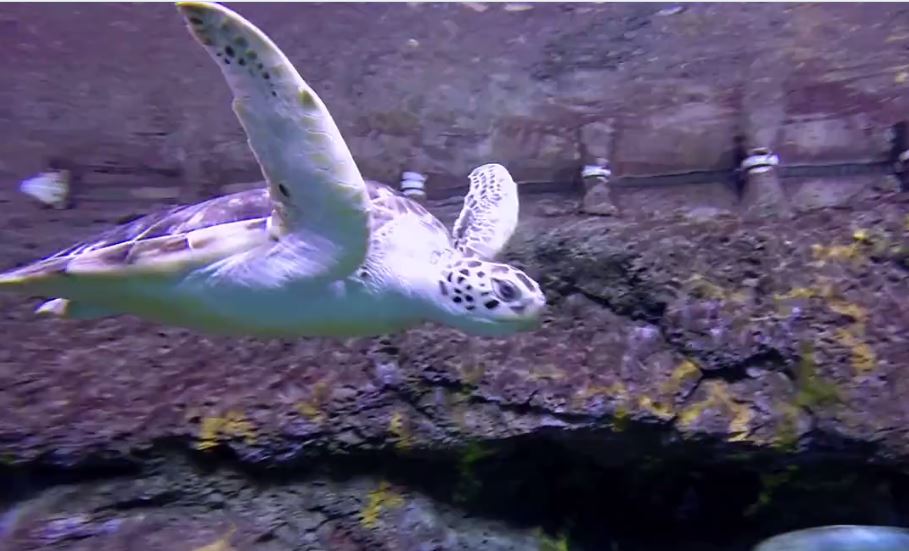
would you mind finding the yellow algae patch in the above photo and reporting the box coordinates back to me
[637,396,675,421]
[678,381,752,442]
[828,300,869,332]
[295,379,331,423]
[636,360,704,425]
[850,228,897,258]
[295,402,325,422]
[673,359,702,383]
[389,411,414,451]
[774,287,817,301]
[773,285,825,316]
[810,242,865,264]
[728,410,753,441]
[361,481,405,529]
[686,274,724,299]
[835,328,877,375]
[659,359,702,395]
[774,281,848,319]
[192,526,236,551]
[793,284,873,377]
[774,281,873,364]
[852,228,872,243]
[197,411,256,451]
[685,274,748,303]
[828,300,868,322]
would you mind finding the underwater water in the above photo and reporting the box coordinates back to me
[1,2,909,550]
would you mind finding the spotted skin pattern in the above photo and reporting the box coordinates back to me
[452,164,519,260]
[438,258,541,318]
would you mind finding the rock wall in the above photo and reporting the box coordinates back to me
[0,179,907,549]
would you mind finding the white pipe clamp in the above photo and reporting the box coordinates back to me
[581,163,612,180]
[400,171,427,199]
[741,149,780,174]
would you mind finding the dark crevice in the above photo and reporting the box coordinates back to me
[408,372,602,425]
[698,363,761,384]
[96,489,183,512]
[574,285,666,324]
[5,432,908,550]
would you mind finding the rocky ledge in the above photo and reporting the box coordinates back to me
[0,183,908,550]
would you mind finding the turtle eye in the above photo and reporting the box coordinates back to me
[492,278,521,302]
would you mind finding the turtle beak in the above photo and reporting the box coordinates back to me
[510,293,546,317]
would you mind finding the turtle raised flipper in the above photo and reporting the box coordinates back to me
[451,163,520,260]
[176,1,371,282]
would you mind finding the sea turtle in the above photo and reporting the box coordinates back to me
[0,1,546,338]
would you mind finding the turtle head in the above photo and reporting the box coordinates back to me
[431,258,546,336]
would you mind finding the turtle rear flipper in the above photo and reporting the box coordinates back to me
[36,298,113,320]
[0,257,71,292]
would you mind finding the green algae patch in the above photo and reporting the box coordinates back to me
[745,465,799,517]
[794,342,841,410]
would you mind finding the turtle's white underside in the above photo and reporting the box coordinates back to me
[49,262,422,337]
[36,263,417,337]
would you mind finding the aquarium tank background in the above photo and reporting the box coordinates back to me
[0,2,908,551]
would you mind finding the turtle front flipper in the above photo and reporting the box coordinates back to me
[176,2,371,283]
[451,164,520,260]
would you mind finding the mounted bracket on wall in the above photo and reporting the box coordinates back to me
[889,121,909,192]
[579,159,618,216]
[739,146,789,219]
[400,171,427,202]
